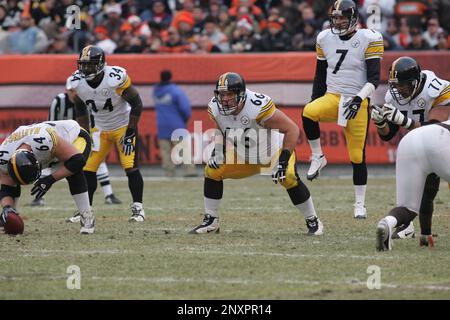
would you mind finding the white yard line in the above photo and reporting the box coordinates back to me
[1,274,450,292]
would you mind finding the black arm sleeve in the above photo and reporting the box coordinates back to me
[311,59,328,101]
[365,58,381,88]
[378,121,400,141]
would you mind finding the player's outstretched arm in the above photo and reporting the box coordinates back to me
[263,109,299,153]
[120,85,143,156]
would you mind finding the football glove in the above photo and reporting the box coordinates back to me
[1,205,18,227]
[207,147,224,169]
[121,128,136,156]
[371,105,387,129]
[383,103,415,129]
[343,96,363,120]
[31,175,56,200]
[272,149,291,184]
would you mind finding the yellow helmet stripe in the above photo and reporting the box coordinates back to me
[11,152,26,185]
[81,45,92,59]
[219,73,229,87]
[390,58,401,80]
[336,0,343,10]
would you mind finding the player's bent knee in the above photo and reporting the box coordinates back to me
[280,173,299,190]
[349,151,364,164]
[204,166,223,181]
[64,153,86,173]
[302,103,319,122]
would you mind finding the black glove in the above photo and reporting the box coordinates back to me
[31,175,56,200]
[121,128,136,156]
[272,149,291,184]
[1,205,18,226]
[343,96,363,120]
[207,147,224,169]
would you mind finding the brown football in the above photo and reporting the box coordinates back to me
[4,212,24,235]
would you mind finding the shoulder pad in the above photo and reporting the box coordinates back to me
[106,66,128,88]
[316,29,329,45]
[424,71,448,98]
[362,28,383,42]
[66,71,82,90]
[384,90,393,104]
[207,97,218,117]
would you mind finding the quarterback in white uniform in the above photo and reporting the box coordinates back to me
[190,72,323,235]
[371,57,450,250]
[67,45,145,222]
[0,120,95,234]
[302,0,384,219]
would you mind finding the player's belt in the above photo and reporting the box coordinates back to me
[436,123,450,132]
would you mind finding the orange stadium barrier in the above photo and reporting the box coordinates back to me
[0,52,449,84]
[0,52,448,165]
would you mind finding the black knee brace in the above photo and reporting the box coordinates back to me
[287,180,310,205]
[302,115,320,140]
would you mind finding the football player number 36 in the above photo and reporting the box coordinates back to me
[85,98,114,113]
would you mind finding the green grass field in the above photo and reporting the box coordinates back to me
[1,176,450,300]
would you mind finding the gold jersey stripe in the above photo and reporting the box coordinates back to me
[256,102,276,123]
[316,44,325,58]
[115,75,132,95]
[259,100,274,113]
[432,91,450,107]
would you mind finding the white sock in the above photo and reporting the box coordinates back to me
[295,197,317,219]
[354,185,367,206]
[204,197,220,217]
[384,216,398,230]
[73,192,91,213]
[308,138,323,155]
[101,184,113,197]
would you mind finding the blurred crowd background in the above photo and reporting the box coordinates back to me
[0,0,449,55]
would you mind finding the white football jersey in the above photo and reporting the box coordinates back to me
[316,28,384,96]
[385,70,450,122]
[0,120,81,172]
[66,65,132,131]
[208,89,284,164]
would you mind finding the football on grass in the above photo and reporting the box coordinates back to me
[4,212,24,235]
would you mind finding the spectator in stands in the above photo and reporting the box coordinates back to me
[361,0,395,34]
[2,0,24,30]
[230,16,260,52]
[407,27,431,50]
[114,24,145,53]
[94,25,117,54]
[217,6,234,40]
[153,69,197,177]
[127,15,151,37]
[431,0,450,35]
[101,3,124,43]
[142,0,172,29]
[192,33,221,53]
[203,15,230,52]
[46,34,71,53]
[310,0,334,22]
[277,0,301,35]
[258,17,291,52]
[171,0,194,30]
[67,17,94,54]
[158,26,191,53]
[7,13,49,53]
[393,16,411,49]
[291,18,319,51]
[434,30,449,50]
[30,0,57,27]
[423,17,443,49]
[382,17,402,50]
[192,5,205,34]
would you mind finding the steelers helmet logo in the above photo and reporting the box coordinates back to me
[351,39,360,48]
[240,115,250,125]
[417,98,426,108]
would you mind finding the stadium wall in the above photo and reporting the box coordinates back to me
[0,52,448,165]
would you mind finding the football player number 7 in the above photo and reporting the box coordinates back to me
[332,49,348,74]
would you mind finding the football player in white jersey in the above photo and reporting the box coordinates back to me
[302,0,384,219]
[67,45,145,222]
[189,72,323,235]
[371,57,450,248]
[376,121,450,251]
[0,120,95,234]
